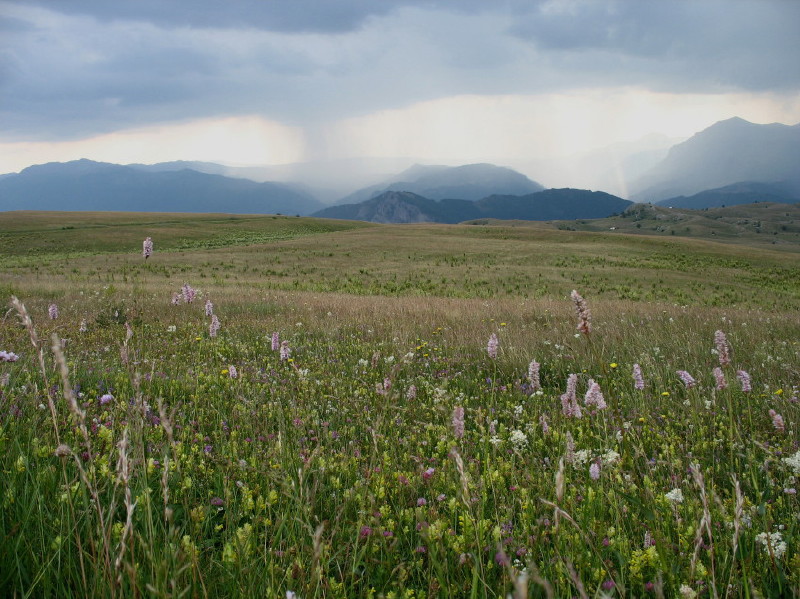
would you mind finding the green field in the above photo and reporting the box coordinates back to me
[0,211,798,598]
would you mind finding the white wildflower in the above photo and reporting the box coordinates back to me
[679,584,697,599]
[665,488,684,504]
[782,450,800,475]
[509,429,528,450]
[755,531,787,559]
[573,449,591,466]
[601,450,620,466]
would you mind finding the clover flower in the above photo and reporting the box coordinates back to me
[570,289,592,334]
[142,237,153,259]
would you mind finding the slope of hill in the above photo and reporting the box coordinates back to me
[0,159,323,214]
[314,188,631,223]
[337,163,544,205]
[656,181,800,209]
[630,117,800,202]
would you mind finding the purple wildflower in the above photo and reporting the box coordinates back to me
[48,303,59,320]
[676,370,696,389]
[0,350,19,362]
[589,462,601,480]
[714,330,731,366]
[571,290,592,334]
[209,314,220,338]
[528,360,540,391]
[280,340,291,361]
[736,370,751,392]
[487,333,499,359]
[228,365,238,379]
[271,331,280,351]
[406,384,417,400]
[210,497,224,507]
[539,414,549,434]
[99,393,114,405]
[712,367,727,390]
[205,299,214,316]
[452,406,465,439]
[422,467,435,480]
[142,237,153,259]
[171,292,181,305]
[416,497,427,507]
[359,525,373,538]
[633,363,644,390]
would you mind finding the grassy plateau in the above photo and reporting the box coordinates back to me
[0,210,798,598]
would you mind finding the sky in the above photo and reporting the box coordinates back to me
[2,0,800,186]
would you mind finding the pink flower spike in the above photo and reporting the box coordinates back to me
[714,330,731,366]
[632,363,644,390]
[677,370,696,389]
[571,290,592,334]
[736,370,751,392]
[487,333,499,359]
[142,236,153,259]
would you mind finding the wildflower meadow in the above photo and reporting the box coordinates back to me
[0,212,798,598]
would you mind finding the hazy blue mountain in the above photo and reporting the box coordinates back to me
[0,159,323,214]
[314,188,631,224]
[630,117,800,203]
[656,181,800,209]
[336,163,545,205]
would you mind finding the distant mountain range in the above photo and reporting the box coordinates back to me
[336,163,544,205]
[0,159,323,214]
[656,181,800,209]
[313,189,631,224]
[631,117,800,203]
[3,117,800,216]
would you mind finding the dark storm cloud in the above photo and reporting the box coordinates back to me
[1,0,798,142]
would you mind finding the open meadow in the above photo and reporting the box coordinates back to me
[0,211,798,598]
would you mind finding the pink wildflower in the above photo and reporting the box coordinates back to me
[228,365,238,379]
[422,467,435,480]
[406,384,417,400]
[48,303,58,320]
[416,497,427,507]
[181,283,196,304]
[271,331,280,351]
[171,292,181,305]
[280,340,291,361]
[713,367,727,390]
[589,462,601,480]
[142,236,153,259]
[736,370,751,392]
[539,414,549,434]
[571,290,592,334]
[205,299,213,316]
[584,379,607,409]
[452,406,465,439]
[632,363,644,390]
[487,333,499,359]
[528,360,541,391]
[676,370,696,389]
[209,314,220,338]
[560,374,582,418]
[565,432,575,463]
[769,409,785,432]
[714,330,731,366]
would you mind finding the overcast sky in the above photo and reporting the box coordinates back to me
[1,0,799,177]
